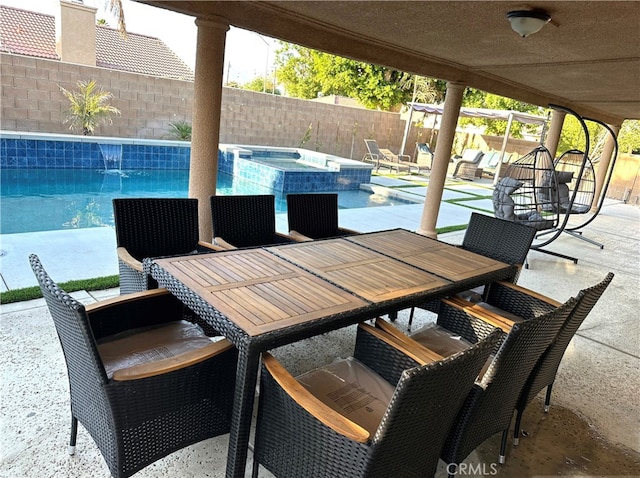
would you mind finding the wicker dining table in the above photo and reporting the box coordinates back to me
[145,228,515,478]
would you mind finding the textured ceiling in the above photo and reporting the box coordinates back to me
[141,1,640,124]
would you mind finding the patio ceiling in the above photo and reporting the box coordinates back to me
[140,1,640,125]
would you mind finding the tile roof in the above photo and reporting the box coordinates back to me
[0,5,59,59]
[0,5,194,81]
[96,26,193,81]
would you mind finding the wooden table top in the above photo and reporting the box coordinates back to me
[267,238,449,302]
[153,248,368,336]
[347,229,508,282]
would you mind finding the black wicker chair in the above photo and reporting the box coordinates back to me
[462,213,536,283]
[210,194,297,249]
[435,296,577,473]
[408,213,536,323]
[381,283,578,472]
[286,193,360,241]
[29,254,238,478]
[252,323,501,478]
[513,273,614,446]
[113,198,220,294]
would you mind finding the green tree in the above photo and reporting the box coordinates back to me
[276,43,489,112]
[59,80,120,135]
[557,116,640,158]
[617,120,640,155]
[242,77,280,95]
[275,43,412,110]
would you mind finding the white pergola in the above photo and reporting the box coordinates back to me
[400,103,549,182]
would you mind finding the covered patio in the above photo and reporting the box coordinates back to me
[1,196,639,476]
[139,0,638,241]
[2,2,638,477]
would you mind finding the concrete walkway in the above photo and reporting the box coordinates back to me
[1,173,639,477]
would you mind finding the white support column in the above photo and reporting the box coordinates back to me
[544,109,566,158]
[191,16,229,241]
[417,82,465,238]
[592,123,621,211]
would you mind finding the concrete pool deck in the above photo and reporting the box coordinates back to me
[1,173,639,476]
[0,174,490,291]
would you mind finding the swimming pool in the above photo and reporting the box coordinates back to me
[0,169,413,234]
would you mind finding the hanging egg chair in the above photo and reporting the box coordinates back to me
[553,149,596,214]
[492,145,559,232]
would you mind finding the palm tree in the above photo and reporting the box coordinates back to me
[103,0,126,33]
[60,80,121,135]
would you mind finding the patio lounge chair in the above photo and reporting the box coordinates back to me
[476,151,505,178]
[451,149,484,180]
[363,139,412,174]
[414,142,434,172]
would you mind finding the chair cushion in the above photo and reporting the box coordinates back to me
[476,302,525,324]
[410,323,472,357]
[456,286,484,303]
[296,357,395,437]
[97,320,216,378]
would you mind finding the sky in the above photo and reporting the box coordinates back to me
[2,0,277,84]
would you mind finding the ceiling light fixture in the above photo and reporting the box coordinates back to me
[507,9,551,37]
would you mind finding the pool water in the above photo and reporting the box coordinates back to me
[0,169,412,234]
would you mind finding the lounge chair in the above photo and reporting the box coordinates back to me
[363,139,412,174]
[414,142,433,172]
[451,149,484,180]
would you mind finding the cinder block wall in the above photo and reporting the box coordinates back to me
[1,53,194,139]
[1,51,636,201]
[1,53,408,160]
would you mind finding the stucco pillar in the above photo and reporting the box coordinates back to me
[417,82,465,238]
[591,123,621,211]
[544,109,566,158]
[191,16,229,241]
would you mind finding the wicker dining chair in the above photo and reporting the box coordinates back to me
[437,298,577,473]
[29,254,238,478]
[513,272,614,446]
[408,213,536,323]
[378,283,579,470]
[252,323,501,478]
[113,198,220,294]
[210,194,297,249]
[286,193,360,241]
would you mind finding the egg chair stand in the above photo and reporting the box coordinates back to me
[560,119,619,249]
[535,117,619,251]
